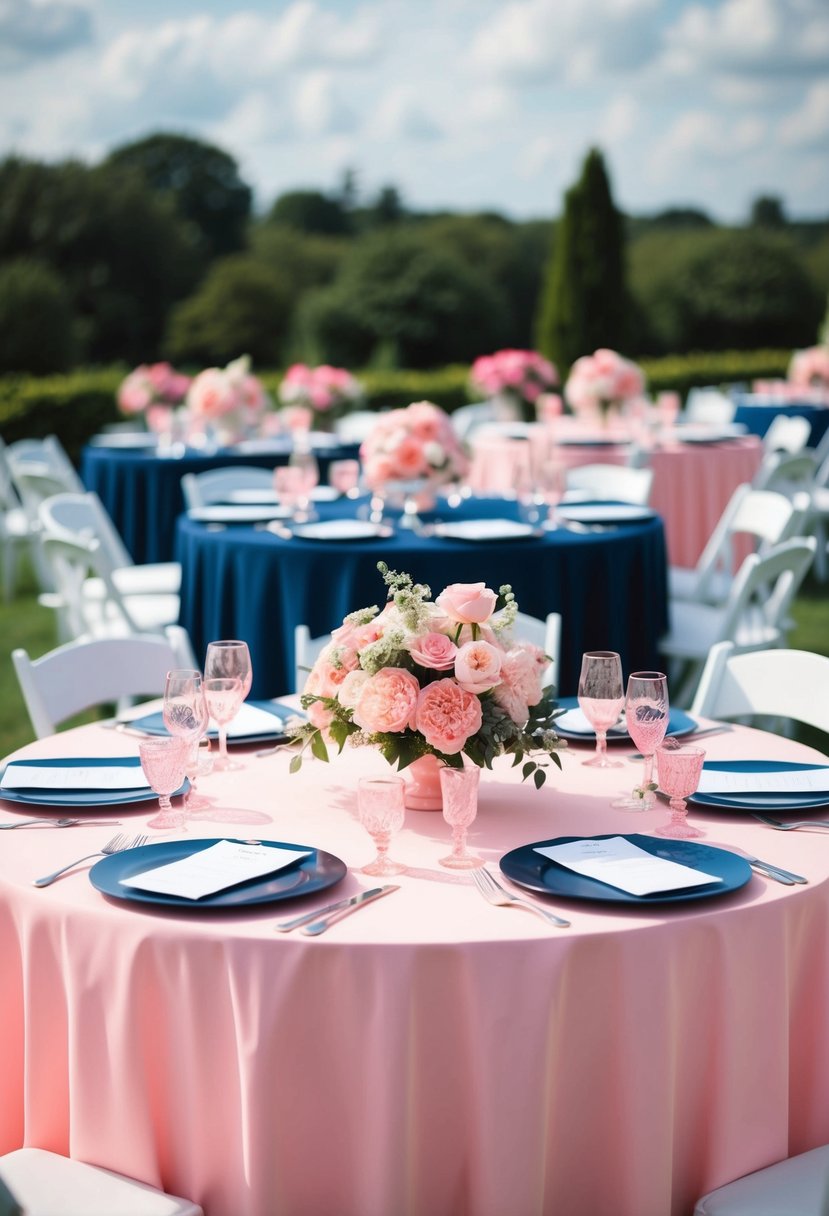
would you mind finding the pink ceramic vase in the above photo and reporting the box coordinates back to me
[403,753,444,811]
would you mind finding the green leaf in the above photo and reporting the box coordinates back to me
[533,769,546,789]
[310,732,330,763]
[289,754,302,774]
[522,761,535,780]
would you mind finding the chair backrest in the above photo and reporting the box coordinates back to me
[511,611,562,691]
[181,466,276,509]
[450,403,496,441]
[39,492,133,576]
[39,532,145,639]
[763,413,812,454]
[716,537,816,649]
[753,450,817,495]
[691,641,829,734]
[12,626,196,738]
[565,463,653,505]
[811,424,829,469]
[294,624,332,694]
[683,389,735,425]
[6,436,83,492]
[334,410,381,445]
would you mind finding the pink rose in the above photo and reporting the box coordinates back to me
[435,582,497,625]
[410,631,458,671]
[393,435,427,478]
[493,647,544,724]
[454,640,502,693]
[352,667,420,734]
[415,679,482,755]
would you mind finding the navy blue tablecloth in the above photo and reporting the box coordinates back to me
[176,497,669,700]
[81,439,360,564]
[732,397,829,446]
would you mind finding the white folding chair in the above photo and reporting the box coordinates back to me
[693,1144,829,1216]
[762,413,812,454]
[565,463,653,505]
[752,449,817,496]
[669,486,811,604]
[691,642,829,736]
[683,389,736,425]
[511,610,562,691]
[13,627,197,738]
[0,1147,203,1216]
[808,450,829,583]
[294,624,332,694]
[335,410,382,445]
[181,466,275,509]
[658,537,817,706]
[0,440,37,600]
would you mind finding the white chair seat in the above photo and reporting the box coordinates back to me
[668,567,732,603]
[82,562,182,600]
[694,1144,829,1215]
[661,599,781,660]
[81,592,181,636]
[0,1148,203,1216]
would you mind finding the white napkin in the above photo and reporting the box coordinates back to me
[433,519,535,541]
[120,840,311,900]
[555,707,627,736]
[188,505,289,523]
[697,767,829,796]
[225,703,286,739]
[535,836,722,896]
[557,504,652,523]
[293,520,382,540]
[1,762,146,792]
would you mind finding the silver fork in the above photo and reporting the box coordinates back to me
[0,817,123,830]
[752,813,829,831]
[471,867,570,928]
[33,833,148,887]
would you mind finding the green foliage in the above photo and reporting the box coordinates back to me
[269,190,351,236]
[0,368,122,464]
[0,259,78,374]
[105,133,252,259]
[165,256,292,367]
[536,147,630,368]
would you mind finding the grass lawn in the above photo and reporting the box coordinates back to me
[0,558,826,757]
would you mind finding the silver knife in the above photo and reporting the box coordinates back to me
[299,885,400,936]
[745,856,808,885]
[275,888,373,933]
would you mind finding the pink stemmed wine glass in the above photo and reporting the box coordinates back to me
[537,457,566,529]
[577,651,625,768]
[654,744,706,838]
[288,448,319,522]
[139,736,189,830]
[203,676,244,771]
[357,776,407,876]
[274,464,305,515]
[329,459,361,498]
[439,765,483,869]
[205,640,252,699]
[613,672,669,810]
[162,668,210,812]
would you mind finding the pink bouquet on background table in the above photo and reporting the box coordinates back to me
[469,349,559,420]
[360,400,469,491]
[117,362,191,417]
[186,355,270,442]
[788,346,829,389]
[564,348,646,420]
[278,363,364,422]
[290,563,564,785]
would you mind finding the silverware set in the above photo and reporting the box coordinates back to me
[275,884,400,935]
[32,832,148,887]
[0,817,122,830]
[471,867,570,927]
[752,813,829,832]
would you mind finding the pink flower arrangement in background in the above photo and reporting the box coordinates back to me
[117,362,191,416]
[279,363,364,419]
[564,348,646,419]
[360,400,469,491]
[186,355,270,441]
[469,349,559,412]
[291,564,563,784]
[788,345,829,389]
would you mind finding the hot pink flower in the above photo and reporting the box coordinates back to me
[435,582,497,625]
[415,679,483,754]
[409,631,458,670]
[454,640,502,693]
[352,668,420,734]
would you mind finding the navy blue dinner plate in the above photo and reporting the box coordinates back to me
[688,760,829,813]
[89,837,347,909]
[500,833,752,906]
[0,756,187,808]
[127,701,299,745]
[554,697,697,744]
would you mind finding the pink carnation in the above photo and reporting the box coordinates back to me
[352,667,420,734]
[415,679,483,755]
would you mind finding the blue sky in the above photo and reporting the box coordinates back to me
[0,0,826,222]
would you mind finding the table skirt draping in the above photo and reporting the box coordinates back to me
[732,397,829,447]
[1,721,829,1216]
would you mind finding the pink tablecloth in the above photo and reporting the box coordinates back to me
[1,721,828,1216]
[468,424,764,568]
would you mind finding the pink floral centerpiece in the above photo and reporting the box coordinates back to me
[117,362,191,434]
[186,355,270,445]
[278,363,364,430]
[788,346,829,390]
[360,400,469,493]
[564,348,646,423]
[469,349,559,422]
[290,563,563,808]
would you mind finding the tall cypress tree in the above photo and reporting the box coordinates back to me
[535,147,629,371]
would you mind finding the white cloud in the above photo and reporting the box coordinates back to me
[779,80,829,148]
[293,71,357,137]
[368,86,441,141]
[663,0,829,76]
[599,95,639,144]
[0,0,91,69]
[654,108,767,166]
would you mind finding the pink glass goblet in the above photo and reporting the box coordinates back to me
[203,676,245,771]
[357,776,407,876]
[273,465,305,514]
[139,736,189,829]
[439,765,483,870]
[654,744,706,838]
[329,459,361,497]
[577,651,625,768]
[613,672,669,810]
[205,640,252,699]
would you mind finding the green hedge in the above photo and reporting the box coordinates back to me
[0,350,794,462]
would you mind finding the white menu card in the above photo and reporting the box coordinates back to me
[120,840,311,900]
[697,767,829,796]
[534,836,722,896]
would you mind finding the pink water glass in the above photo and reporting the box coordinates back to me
[654,744,706,838]
[139,736,189,829]
[162,668,210,811]
[273,464,306,513]
[613,672,669,810]
[329,459,361,497]
[439,765,483,870]
[357,776,407,876]
[577,651,625,768]
[205,639,252,699]
[203,676,245,771]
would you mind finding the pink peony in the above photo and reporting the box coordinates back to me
[415,679,483,754]
[454,640,503,693]
[493,647,544,724]
[352,667,420,734]
[409,631,458,671]
[435,582,497,625]
[187,368,243,419]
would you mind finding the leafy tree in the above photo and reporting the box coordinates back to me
[105,133,252,259]
[249,224,348,292]
[165,255,291,367]
[0,258,78,373]
[269,190,350,236]
[750,196,786,229]
[535,147,630,369]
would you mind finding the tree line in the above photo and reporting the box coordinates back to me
[0,133,826,378]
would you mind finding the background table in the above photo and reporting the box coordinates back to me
[175,496,669,698]
[81,438,361,564]
[732,395,829,447]
[1,720,828,1216]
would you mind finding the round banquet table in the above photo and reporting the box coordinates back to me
[467,423,764,568]
[175,496,669,699]
[1,720,829,1216]
[731,396,829,447]
[81,438,361,565]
